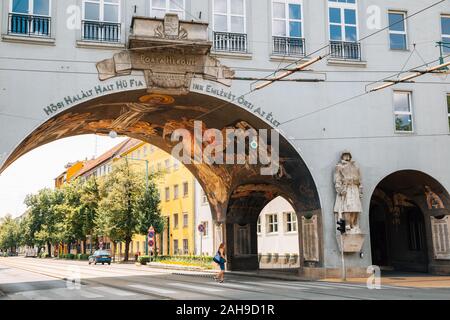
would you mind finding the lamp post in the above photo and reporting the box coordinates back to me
[120,156,150,255]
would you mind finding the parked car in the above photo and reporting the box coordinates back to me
[88,250,112,265]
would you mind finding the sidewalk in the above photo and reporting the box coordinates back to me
[324,272,450,288]
[145,262,450,288]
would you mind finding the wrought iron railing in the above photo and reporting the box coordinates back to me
[82,20,121,42]
[8,13,51,37]
[273,36,305,56]
[213,32,248,53]
[329,41,362,61]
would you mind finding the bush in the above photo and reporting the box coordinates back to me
[39,252,49,258]
[138,256,150,265]
[66,253,75,260]
[78,254,89,260]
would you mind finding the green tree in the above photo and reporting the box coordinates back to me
[135,177,164,254]
[24,188,64,256]
[79,176,101,254]
[98,159,144,261]
[0,215,20,253]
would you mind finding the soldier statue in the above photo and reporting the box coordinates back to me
[333,151,363,234]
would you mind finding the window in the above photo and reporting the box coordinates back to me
[9,0,52,37]
[136,150,141,159]
[183,213,188,228]
[285,212,298,232]
[257,216,261,234]
[143,146,147,157]
[447,94,450,131]
[150,0,185,19]
[267,214,278,233]
[173,239,179,254]
[173,213,179,229]
[183,239,189,255]
[173,159,180,171]
[272,0,304,55]
[157,162,162,172]
[393,91,413,132]
[173,184,179,199]
[82,0,121,42]
[165,159,171,172]
[212,0,247,52]
[442,15,450,53]
[388,11,407,50]
[183,182,189,197]
[165,187,170,201]
[328,0,360,60]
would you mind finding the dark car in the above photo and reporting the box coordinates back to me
[88,250,112,265]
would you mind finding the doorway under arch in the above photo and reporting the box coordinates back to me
[369,170,450,273]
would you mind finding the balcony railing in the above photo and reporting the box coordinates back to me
[82,20,121,43]
[329,41,361,61]
[213,32,248,53]
[273,36,305,56]
[8,13,51,37]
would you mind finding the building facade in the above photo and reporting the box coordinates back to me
[1,0,450,276]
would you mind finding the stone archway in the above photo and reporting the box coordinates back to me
[369,170,450,274]
[0,14,322,272]
[0,86,322,271]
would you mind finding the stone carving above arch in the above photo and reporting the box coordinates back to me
[96,14,235,94]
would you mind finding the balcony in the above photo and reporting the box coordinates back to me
[82,20,121,43]
[273,36,305,56]
[329,41,361,61]
[213,32,248,53]
[8,13,51,37]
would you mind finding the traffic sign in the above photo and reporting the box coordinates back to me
[198,224,205,233]
[148,239,155,247]
[148,230,155,238]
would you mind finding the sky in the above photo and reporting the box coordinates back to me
[0,134,127,218]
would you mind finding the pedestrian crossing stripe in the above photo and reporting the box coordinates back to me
[128,284,177,294]
[168,282,223,292]
[91,286,136,296]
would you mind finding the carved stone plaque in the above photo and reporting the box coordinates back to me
[431,216,450,260]
[302,215,319,262]
[336,233,365,253]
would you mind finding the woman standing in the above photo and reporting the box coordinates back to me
[213,243,226,283]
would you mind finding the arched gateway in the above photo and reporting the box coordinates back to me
[0,15,322,272]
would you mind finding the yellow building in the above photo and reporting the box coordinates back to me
[119,141,197,256]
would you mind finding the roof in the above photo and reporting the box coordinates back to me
[72,138,142,179]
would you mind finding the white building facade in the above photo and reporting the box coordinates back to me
[1,0,450,277]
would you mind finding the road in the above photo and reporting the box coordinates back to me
[0,257,449,300]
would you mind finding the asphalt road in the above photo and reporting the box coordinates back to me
[0,257,449,300]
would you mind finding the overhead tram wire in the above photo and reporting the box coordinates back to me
[252,0,448,91]
[195,0,449,121]
[278,53,450,127]
[2,0,448,123]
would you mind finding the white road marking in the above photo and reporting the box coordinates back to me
[78,290,104,299]
[216,282,257,290]
[241,281,309,290]
[128,284,177,295]
[267,282,336,290]
[168,282,223,292]
[92,286,136,297]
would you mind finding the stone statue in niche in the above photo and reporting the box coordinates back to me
[333,151,363,234]
[425,186,445,210]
